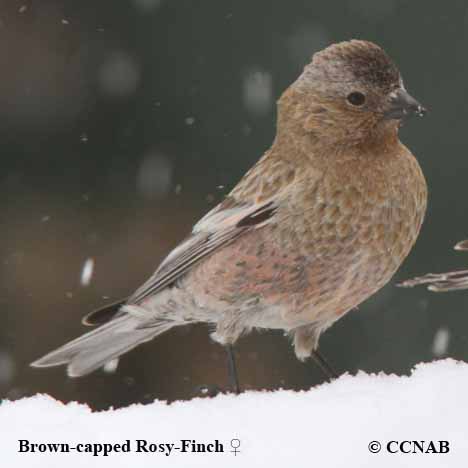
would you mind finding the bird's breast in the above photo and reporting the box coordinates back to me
[269,147,427,324]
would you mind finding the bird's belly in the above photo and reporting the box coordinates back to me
[180,219,409,330]
[182,227,312,320]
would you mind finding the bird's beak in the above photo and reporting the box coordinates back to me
[384,88,427,120]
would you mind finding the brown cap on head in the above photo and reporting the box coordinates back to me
[312,41,401,89]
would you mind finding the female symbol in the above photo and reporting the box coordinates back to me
[230,439,241,455]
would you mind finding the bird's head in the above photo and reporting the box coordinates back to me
[278,40,426,146]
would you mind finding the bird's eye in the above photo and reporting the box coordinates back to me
[346,92,366,106]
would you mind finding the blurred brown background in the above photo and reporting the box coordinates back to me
[2,0,468,409]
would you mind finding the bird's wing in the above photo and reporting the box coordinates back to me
[127,198,277,304]
[82,299,127,326]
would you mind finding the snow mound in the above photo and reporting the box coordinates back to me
[1,360,467,467]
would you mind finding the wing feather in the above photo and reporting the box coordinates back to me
[128,200,276,304]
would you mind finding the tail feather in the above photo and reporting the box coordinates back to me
[31,313,176,377]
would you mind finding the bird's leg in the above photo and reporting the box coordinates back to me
[310,349,338,382]
[293,325,338,382]
[225,344,241,394]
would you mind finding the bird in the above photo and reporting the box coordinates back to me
[31,40,428,392]
[399,240,468,291]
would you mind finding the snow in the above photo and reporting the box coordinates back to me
[80,258,95,287]
[432,327,451,357]
[1,360,467,467]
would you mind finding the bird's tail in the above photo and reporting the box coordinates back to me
[30,311,176,377]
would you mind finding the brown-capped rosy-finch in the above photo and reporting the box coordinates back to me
[32,40,427,392]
